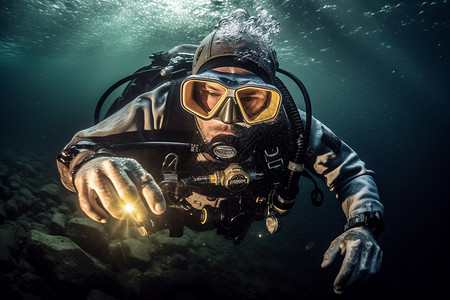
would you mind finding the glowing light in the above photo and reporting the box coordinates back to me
[124,203,134,213]
[258,233,262,238]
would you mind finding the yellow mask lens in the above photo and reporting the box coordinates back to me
[182,80,227,118]
[236,87,281,123]
[181,78,281,124]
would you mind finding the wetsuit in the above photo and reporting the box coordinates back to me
[57,80,384,241]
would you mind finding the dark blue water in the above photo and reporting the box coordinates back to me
[1,1,449,299]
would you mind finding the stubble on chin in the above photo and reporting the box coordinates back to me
[196,118,245,142]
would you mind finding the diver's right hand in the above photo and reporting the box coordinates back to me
[73,157,166,223]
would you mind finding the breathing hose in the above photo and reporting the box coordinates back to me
[273,77,304,200]
[94,68,163,124]
[274,68,312,201]
[275,68,323,206]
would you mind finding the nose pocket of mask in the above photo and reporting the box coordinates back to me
[217,98,239,124]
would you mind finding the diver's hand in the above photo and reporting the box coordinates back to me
[73,157,166,223]
[321,227,382,294]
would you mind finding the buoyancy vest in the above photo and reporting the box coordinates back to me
[124,78,292,244]
[91,47,317,244]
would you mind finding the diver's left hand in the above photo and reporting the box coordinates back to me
[321,227,382,294]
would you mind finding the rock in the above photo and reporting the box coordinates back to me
[65,217,109,258]
[8,181,22,191]
[17,257,37,274]
[162,268,197,287]
[86,289,118,300]
[124,237,151,267]
[168,253,188,270]
[31,197,53,214]
[38,183,60,201]
[108,237,151,270]
[61,192,81,213]
[57,202,72,215]
[17,271,46,296]
[49,212,66,235]
[0,162,10,179]
[0,178,12,200]
[0,205,7,222]
[14,188,35,213]
[0,225,18,271]
[151,233,189,256]
[103,218,130,240]
[15,161,36,177]
[107,240,128,267]
[118,268,142,298]
[29,221,49,234]
[7,173,23,191]
[3,199,19,219]
[31,212,52,227]
[26,230,114,289]
[11,217,33,241]
[18,187,34,199]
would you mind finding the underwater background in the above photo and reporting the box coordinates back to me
[0,0,449,299]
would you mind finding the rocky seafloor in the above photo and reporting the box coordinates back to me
[0,147,323,300]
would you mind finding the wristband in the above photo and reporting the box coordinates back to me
[344,211,384,238]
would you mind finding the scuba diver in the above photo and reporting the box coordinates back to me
[56,9,384,295]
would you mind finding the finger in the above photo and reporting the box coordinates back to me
[93,177,126,220]
[75,176,109,223]
[346,240,374,287]
[142,180,166,215]
[321,238,341,268]
[100,159,141,202]
[122,198,149,223]
[333,239,362,294]
[370,246,383,275]
[128,164,166,215]
[100,160,148,221]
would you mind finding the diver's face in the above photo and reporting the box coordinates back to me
[196,67,252,142]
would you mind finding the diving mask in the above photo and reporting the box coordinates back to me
[181,70,282,124]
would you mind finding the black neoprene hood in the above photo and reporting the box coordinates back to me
[192,28,279,84]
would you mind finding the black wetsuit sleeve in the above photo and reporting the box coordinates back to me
[56,82,171,192]
[300,111,384,220]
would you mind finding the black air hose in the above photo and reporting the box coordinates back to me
[94,68,163,124]
[273,77,306,200]
[277,68,312,141]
